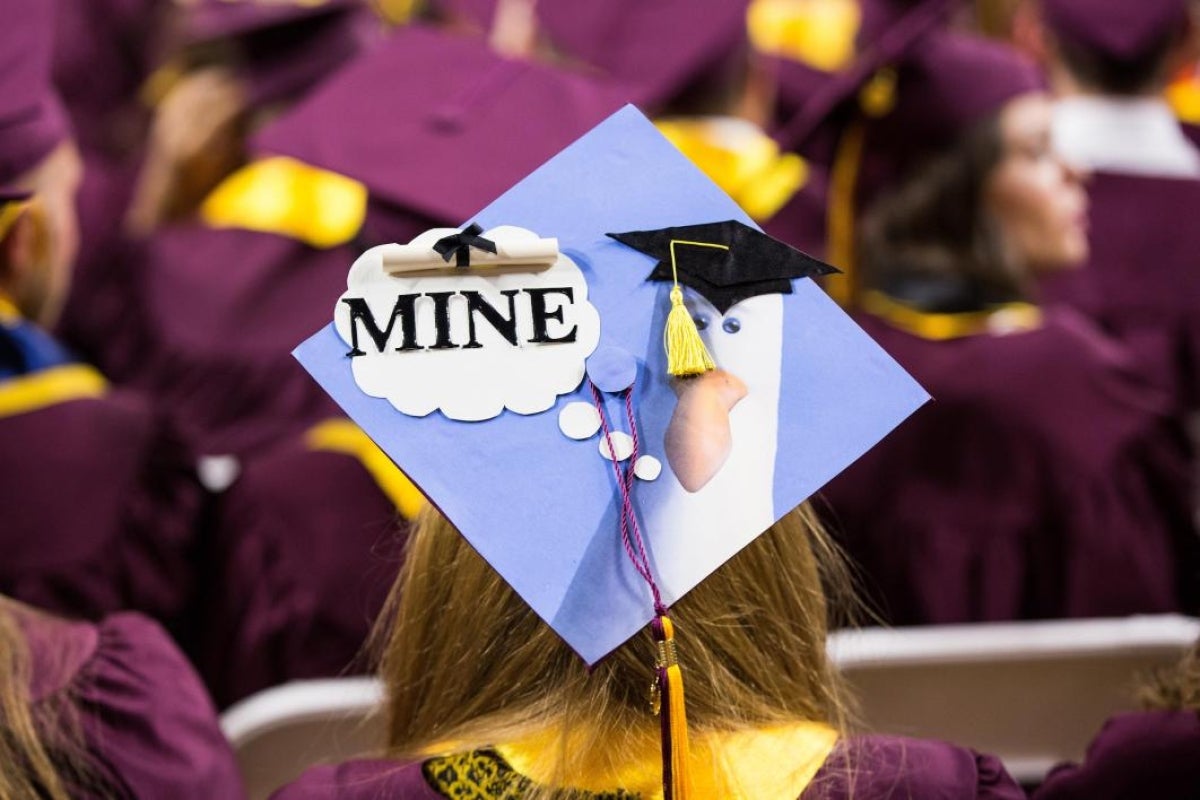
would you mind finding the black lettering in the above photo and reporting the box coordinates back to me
[526,287,578,344]
[462,290,520,348]
[424,291,460,350]
[342,295,421,357]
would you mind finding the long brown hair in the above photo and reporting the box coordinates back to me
[372,502,859,791]
[0,599,77,800]
[858,115,1028,303]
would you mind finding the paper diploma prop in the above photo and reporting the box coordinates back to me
[295,106,929,668]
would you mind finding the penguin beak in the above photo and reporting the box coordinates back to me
[663,369,748,493]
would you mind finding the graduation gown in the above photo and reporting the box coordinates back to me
[199,418,416,708]
[269,735,1022,799]
[51,0,164,376]
[1033,710,1200,800]
[1038,171,1200,413]
[819,290,1196,624]
[0,306,203,627]
[127,225,359,454]
[18,605,246,800]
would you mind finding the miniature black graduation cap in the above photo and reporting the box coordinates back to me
[607,220,839,314]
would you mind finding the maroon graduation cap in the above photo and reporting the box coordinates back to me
[0,0,70,187]
[250,23,630,238]
[1041,0,1191,62]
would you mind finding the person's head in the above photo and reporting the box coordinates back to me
[1016,0,1197,96]
[860,89,1087,299]
[373,502,857,782]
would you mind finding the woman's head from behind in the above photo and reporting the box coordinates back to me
[858,34,1087,300]
[374,502,855,771]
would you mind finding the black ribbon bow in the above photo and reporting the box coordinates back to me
[433,222,498,267]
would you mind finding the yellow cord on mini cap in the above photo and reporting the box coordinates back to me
[664,240,726,377]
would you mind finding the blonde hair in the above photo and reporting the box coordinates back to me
[373,502,859,790]
[0,599,79,800]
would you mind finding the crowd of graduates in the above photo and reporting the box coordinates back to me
[1,0,1199,797]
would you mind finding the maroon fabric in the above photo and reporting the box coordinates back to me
[51,0,163,158]
[1033,710,1200,800]
[762,164,831,258]
[251,23,630,226]
[18,607,246,800]
[436,0,750,110]
[1041,0,1189,62]
[0,391,204,628]
[200,433,408,708]
[129,226,355,454]
[0,0,70,185]
[1038,171,1200,415]
[270,736,1022,799]
[182,0,360,44]
[819,308,1196,624]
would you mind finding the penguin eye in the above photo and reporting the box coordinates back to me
[693,314,709,331]
[722,318,742,334]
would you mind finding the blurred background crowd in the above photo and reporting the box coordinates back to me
[2,0,1200,797]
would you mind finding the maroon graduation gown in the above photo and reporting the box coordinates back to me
[19,605,246,799]
[270,736,1023,799]
[1033,710,1200,800]
[1038,171,1200,414]
[199,424,409,708]
[820,306,1196,624]
[0,388,203,628]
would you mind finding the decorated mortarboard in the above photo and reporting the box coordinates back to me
[294,105,927,796]
[0,0,69,187]
[1041,0,1190,63]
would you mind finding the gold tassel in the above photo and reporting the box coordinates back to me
[654,616,693,800]
[664,240,727,377]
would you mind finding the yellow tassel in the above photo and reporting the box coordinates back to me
[665,286,715,377]
[664,240,728,377]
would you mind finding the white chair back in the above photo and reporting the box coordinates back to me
[830,615,1200,783]
[220,678,385,800]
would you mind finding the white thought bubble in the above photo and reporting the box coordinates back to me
[333,226,601,422]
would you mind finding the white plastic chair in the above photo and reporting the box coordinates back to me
[220,678,385,800]
[829,615,1200,783]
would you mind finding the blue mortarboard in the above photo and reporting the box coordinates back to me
[294,105,928,666]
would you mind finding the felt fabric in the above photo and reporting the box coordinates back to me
[269,735,1023,799]
[608,219,837,313]
[1033,710,1200,800]
[1041,0,1190,62]
[17,607,246,800]
[1038,171,1200,415]
[199,423,409,708]
[819,303,1197,624]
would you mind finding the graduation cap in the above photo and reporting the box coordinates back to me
[608,220,839,314]
[0,0,69,187]
[1040,0,1190,63]
[293,105,927,796]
